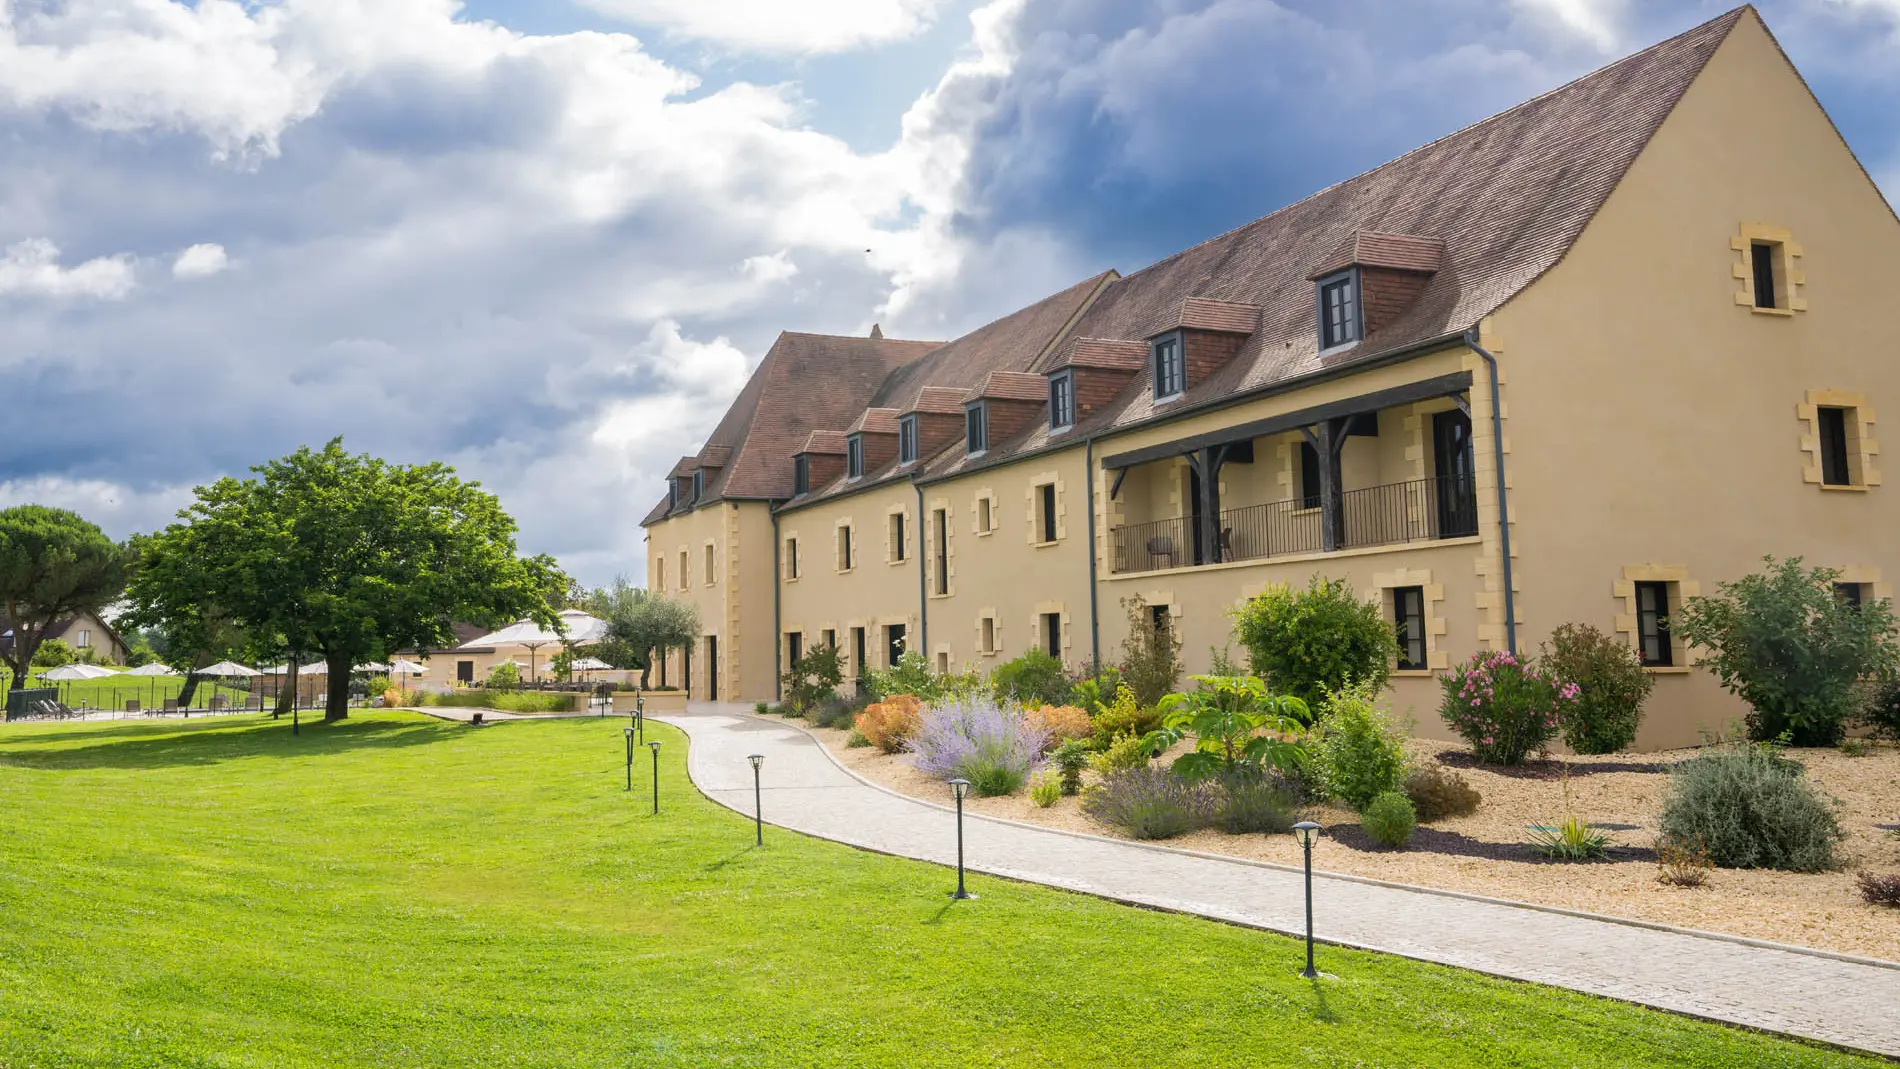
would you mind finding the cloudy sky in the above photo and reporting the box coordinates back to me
[1,0,1895,585]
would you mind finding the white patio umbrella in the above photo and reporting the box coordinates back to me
[355,662,392,673]
[38,663,117,681]
[390,659,427,675]
[122,661,181,707]
[570,656,611,672]
[199,661,259,677]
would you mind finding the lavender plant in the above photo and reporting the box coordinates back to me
[910,696,1049,796]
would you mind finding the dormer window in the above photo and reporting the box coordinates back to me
[966,402,989,456]
[1049,370,1075,431]
[898,415,919,465]
[691,470,704,503]
[667,479,678,509]
[846,435,864,479]
[1317,269,1360,350]
[793,455,810,496]
[1151,333,1184,401]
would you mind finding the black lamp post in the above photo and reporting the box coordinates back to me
[635,692,645,744]
[748,753,765,845]
[648,739,662,815]
[623,726,635,791]
[1293,820,1323,979]
[948,777,973,900]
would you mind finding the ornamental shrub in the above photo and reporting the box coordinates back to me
[1082,767,1213,840]
[910,696,1048,796]
[1657,745,1843,872]
[1857,872,1900,908]
[1309,681,1408,811]
[1361,791,1417,848]
[1211,770,1301,834]
[1026,704,1092,750]
[1086,733,1152,777]
[1090,682,1162,749]
[1030,771,1063,808]
[1672,556,1900,746]
[1117,595,1183,707]
[1050,739,1091,794]
[809,691,870,731]
[780,643,844,718]
[1541,622,1652,754]
[1231,575,1394,712]
[1438,650,1577,765]
[854,695,923,754]
[1859,674,1900,743]
[991,647,1075,708]
[865,650,943,703]
[485,662,521,692]
[31,638,75,668]
[1403,765,1481,822]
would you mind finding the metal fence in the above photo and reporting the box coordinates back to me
[1110,476,1477,574]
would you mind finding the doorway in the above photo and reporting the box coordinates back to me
[1432,410,1478,538]
[706,635,719,700]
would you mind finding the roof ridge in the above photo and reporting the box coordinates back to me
[1108,6,1750,290]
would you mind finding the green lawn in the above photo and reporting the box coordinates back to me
[0,714,1874,1068]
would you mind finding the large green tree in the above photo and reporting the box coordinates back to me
[0,505,131,693]
[124,440,562,721]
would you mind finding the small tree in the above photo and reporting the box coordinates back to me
[990,647,1072,707]
[1117,595,1183,707]
[781,643,845,716]
[0,505,131,692]
[486,662,522,691]
[1144,675,1309,781]
[549,647,576,682]
[1231,576,1394,713]
[31,638,76,668]
[1673,556,1900,746]
[1541,623,1653,754]
[608,593,700,688]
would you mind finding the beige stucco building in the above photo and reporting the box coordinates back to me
[642,8,1898,749]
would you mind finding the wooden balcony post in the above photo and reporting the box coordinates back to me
[1302,420,1349,552]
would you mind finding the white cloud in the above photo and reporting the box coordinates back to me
[0,238,135,299]
[741,250,799,283]
[172,242,229,278]
[1513,0,1626,51]
[573,0,946,54]
[0,476,194,537]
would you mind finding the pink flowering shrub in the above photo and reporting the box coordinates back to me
[1438,650,1579,765]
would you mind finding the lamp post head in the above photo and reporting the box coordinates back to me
[648,740,662,754]
[624,726,635,739]
[748,753,764,771]
[948,777,970,801]
[1293,820,1322,848]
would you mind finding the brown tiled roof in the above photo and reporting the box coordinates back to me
[1308,231,1446,278]
[848,407,902,435]
[1042,336,1148,372]
[1174,297,1264,335]
[797,430,848,455]
[969,371,1046,403]
[907,387,967,416]
[667,455,697,478]
[697,445,733,469]
[641,331,937,523]
[983,7,1748,455]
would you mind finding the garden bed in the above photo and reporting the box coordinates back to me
[807,722,1900,962]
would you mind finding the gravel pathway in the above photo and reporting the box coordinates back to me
[658,703,1900,1059]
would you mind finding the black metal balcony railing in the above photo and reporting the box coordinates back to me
[1110,475,1478,574]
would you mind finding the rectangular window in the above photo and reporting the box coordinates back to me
[1151,604,1170,635]
[1635,581,1673,667]
[936,651,950,674]
[1037,483,1058,543]
[787,632,803,669]
[889,512,907,562]
[1318,270,1360,349]
[704,545,716,586]
[852,627,867,681]
[785,537,799,579]
[457,660,475,683]
[680,550,690,588]
[933,508,949,596]
[980,616,996,655]
[1299,441,1322,510]
[822,628,837,650]
[1752,242,1778,309]
[656,557,666,591]
[1819,406,1852,486]
[838,526,854,571]
[793,455,810,496]
[846,435,864,479]
[667,479,677,509]
[898,415,919,465]
[1049,371,1075,430]
[886,623,906,667]
[76,629,91,648]
[1042,612,1062,659]
[1835,582,1866,611]
[1392,586,1426,670]
[691,470,704,503]
[977,496,993,533]
[966,403,988,455]
[1151,333,1184,400]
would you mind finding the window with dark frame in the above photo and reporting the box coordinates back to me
[838,525,853,571]
[886,623,906,667]
[1635,581,1673,667]
[1392,586,1426,670]
[1819,406,1853,486]
[704,544,715,585]
[980,616,996,654]
[978,496,993,533]
[1151,333,1184,400]
[890,511,907,562]
[1835,582,1866,611]
[1318,270,1360,349]
[680,550,689,588]
[691,470,704,503]
[966,403,988,455]
[1150,604,1170,635]
[1299,441,1322,510]
[1049,370,1075,430]
[933,508,949,595]
[786,537,799,579]
[846,435,864,479]
[823,629,837,650]
[1038,483,1058,543]
[793,455,810,496]
[898,415,919,465]
[787,631,803,669]
[1752,242,1778,309]
[1042,612,1061,658]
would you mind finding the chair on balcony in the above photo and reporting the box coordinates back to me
[1146,535,1177,570]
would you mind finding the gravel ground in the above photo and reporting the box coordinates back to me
[808,721,1900,962]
